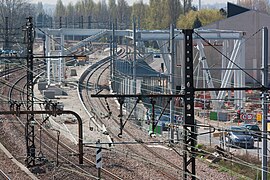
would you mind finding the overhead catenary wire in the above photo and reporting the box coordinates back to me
[82,85,268,179]
[3,46,268,142]
[85,87,268,177]
[6,110,97,179]
[2,26,268,179]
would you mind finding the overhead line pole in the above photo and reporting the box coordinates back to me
[5,17,9,50]
[169,24,175,142]
[110,22,113,81]
[4,17,9,81]
[133,17,137,120]
[261,26,268,180]
[112,22,115,88]
[182,29,196,180]
[133,17,137,94]
[25,17,36,167]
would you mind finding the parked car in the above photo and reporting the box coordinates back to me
[225,126,254,149]
[156,114,183,131]
[153,54,161,58]
[241,124,262,141]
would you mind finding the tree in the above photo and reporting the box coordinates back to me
[0,0,35,49]
[81,0,95,16]
[36,2,45,15]
[117,0,130,29]
[35,2,46,28]
[66,2,75,28]
[183,0,193,15]
[94,0,109,28]
[146,0,183,29]
[193,15,202,28]
[55,0,66,18]
[108,0,117,22]
[177,9,224,29]
[147,0,163,29]
[131,0,149,29]
[219,8,227,17]
[167,0,182,24]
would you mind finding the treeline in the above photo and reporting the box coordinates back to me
[1,0,270,49]
[28,0,270,31]
[35,0,226,30]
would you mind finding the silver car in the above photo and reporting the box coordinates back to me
[225,126,254,149]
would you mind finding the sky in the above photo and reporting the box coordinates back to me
[31,0,237,6]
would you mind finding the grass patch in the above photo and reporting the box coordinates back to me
[200,145,270,179]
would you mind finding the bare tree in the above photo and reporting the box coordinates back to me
[0,0,35,49]
[117,0,130,29]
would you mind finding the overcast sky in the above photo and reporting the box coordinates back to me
[31,0,237,6]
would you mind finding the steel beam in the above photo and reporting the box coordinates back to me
[37,28,244,41]
[90,94,184,98]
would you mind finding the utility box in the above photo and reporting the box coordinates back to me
[210,111,218,120]
[210,111,229,121]
[218,112,229,121]
[149,124,162,135]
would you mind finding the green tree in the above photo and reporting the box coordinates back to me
[131,0,149,29]
[177,9,224,29]
[147,0,163,29]
[147,0,182,29]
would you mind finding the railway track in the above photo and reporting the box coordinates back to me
[79,47,184,179]
[0,46,241,179]
[0,61,122,179]
[0,169,10,180]
[78,47,241,180]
